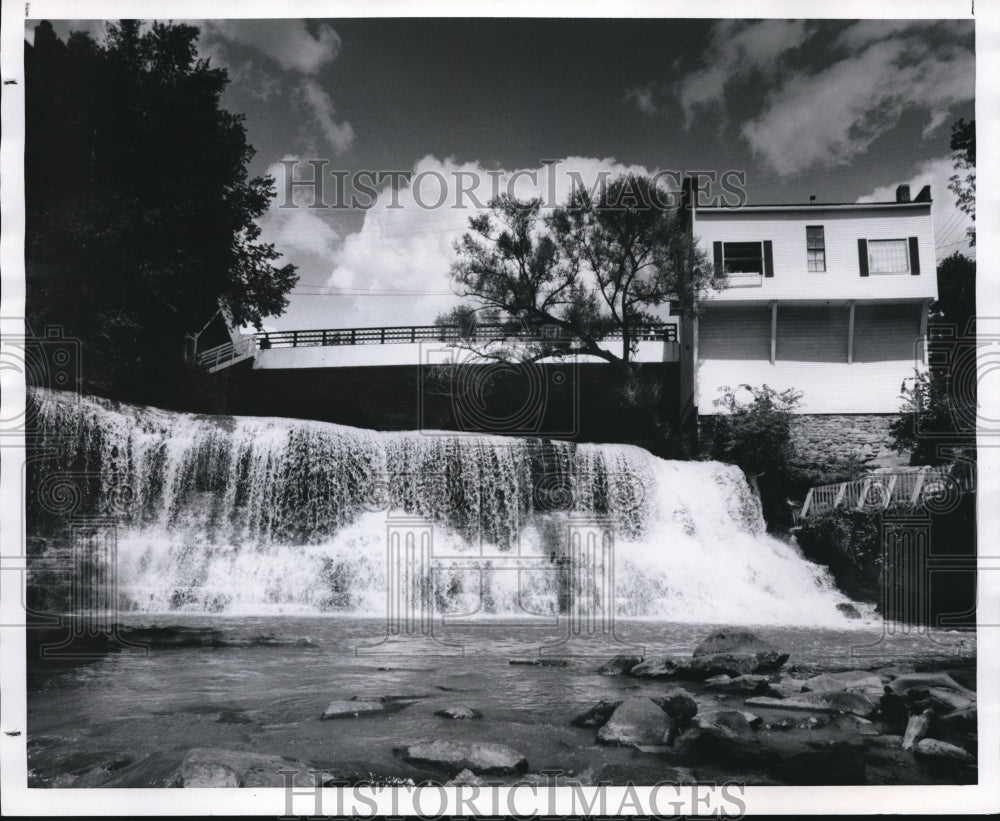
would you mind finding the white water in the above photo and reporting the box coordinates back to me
[30,389,858,625]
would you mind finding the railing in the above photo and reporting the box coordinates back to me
[799,462,975,520]
[254,323,678,350]
[194,337,256,372]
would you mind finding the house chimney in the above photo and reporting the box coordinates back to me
[895,184,911,203]
[914,185,932,203]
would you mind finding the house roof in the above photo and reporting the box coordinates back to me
[696,200,932,214]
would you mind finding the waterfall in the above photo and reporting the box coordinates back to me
[27,389,858,624]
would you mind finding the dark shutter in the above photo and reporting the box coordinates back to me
[763,240,774,278]
[908,236,920,275]
[713,241,723,272]
[858,239,869,276]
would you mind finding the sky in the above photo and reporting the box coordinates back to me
[29,17,976,332]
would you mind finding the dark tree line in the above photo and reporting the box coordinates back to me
[25,20,297,400]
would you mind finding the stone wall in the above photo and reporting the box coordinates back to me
[788,414,909,470]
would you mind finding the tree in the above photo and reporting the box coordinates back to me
[948,118,975,247]
[889,252,976,465]
[449,175,723,377]
[707,384,802,486]
[25,20,297,399]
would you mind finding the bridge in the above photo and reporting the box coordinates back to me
[195,322,680,373]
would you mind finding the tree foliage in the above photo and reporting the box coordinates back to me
[707,384,803,479]
[449,175,723,374]
[889,252,976,465]
[25,20,297,397]
[948,118,975,247]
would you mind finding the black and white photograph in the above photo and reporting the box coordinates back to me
[1,1,996,815]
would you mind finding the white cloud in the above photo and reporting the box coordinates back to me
[321,155,655,327]
[856,154,974,258]
[676,19,808,127]
[298,79,355,155]
[201,20,341,75]
[259,157,341,259]
[742,37,974,177]
[625,85,658,115]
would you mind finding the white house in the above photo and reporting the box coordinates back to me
[684,184,936,466]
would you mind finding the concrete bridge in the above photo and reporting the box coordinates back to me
[195,322,684,442]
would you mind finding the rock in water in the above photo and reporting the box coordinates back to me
[173,748,316,788]
[596,697,673,746]
[801,671,884,697]
[901,709,934,750]
[745,690,878,718]
[570,700,623,728]
[321,700,385,719]
[692,629,779,657]
[629,657,687,678]
[651,689,698,724]
[936,706,977,737]
[434,706,482,720]
[913,738,975,764]
[597,655,643,676]
[887,672,974,696]
[394,740,528,775]
[695,710,753,734]
[836,603,863,619]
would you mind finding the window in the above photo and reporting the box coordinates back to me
[867,239,909,274]
[806,226,825,272]
[723,242,763,274]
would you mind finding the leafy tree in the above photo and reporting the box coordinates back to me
[889,253,976,465]
[707,384,802,500]
[449,175,722,377]
[25,20,297,399]
[948,118,975,247]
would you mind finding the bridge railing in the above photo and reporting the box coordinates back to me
[798,462,975,520]
[254,323,678,349]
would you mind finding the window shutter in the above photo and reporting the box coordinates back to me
[763,240,774,278]
[858,239,869,277]
[713,241,723,272]
[908,236,920,275]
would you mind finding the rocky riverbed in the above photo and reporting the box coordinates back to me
[27,626,976,788]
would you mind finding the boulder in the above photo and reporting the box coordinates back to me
[570,699,622,728]
[173,748,316,788]
[887,672,974,696]
[629,656,687,678]
[596,697,673,746]
[696,710,753,735]
[705,674,772,695]
[650,688,698,724]
[321,700,385,719]
[597,655,643,676]
[394,740,528,775]
[692,629,779,657]
[913,738,975,764]
[745,690,878,718]
[836,603,864,620]
[901,709,934,750]
[801,671,884,697]
[434,706,482,720]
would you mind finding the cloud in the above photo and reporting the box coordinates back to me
[625,85,658,115]
[676,19,809,127]
[856,154,974,258]
[200,20,341,75]
[298,79,355,155]
[259,157,341,259]
[742,35,974,177]
[321,155,654,327]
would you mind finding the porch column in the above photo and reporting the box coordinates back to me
[769,301,777,365]
[847,300,856,364]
